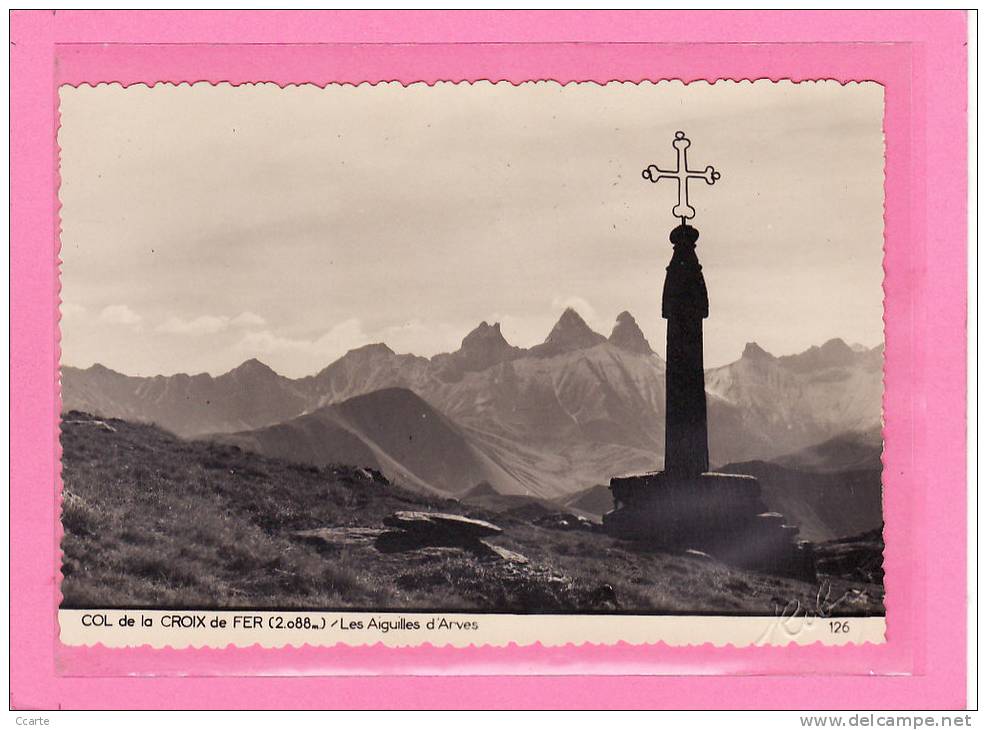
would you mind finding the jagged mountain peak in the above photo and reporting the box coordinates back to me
[543,308,606,349]
[608,311,654,354]
[429,321,521,380]
[741,342,775,361]
[460,321,511,352]
[456,320,518,365]
[555,306,588,325]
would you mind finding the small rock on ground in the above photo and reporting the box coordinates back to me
[477,539,529,564]
[295,527,385,547]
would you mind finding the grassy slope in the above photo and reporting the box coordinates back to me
[60,413,883,615]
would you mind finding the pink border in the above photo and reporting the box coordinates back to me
[10,11,967,709]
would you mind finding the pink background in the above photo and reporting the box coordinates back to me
[10,10,968,709]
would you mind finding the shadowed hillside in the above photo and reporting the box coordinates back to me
[216,388,521,497]
[59,412,883,615]
[557,428,883,546]
[720,428,883,542]
[561,484,614,518]
[774,428,883,473]
[718,461,882,543]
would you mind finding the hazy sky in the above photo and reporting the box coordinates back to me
[59,80,884,378]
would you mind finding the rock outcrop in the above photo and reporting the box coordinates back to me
[376,510,526,563]
[382,510,502,538]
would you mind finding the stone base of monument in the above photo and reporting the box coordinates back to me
[603,471,817,581]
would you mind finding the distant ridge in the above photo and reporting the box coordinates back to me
[777,338,860,373]
[63,310,883,498]
[705,337,883,460]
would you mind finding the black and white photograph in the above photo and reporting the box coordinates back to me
[57,80,886,622]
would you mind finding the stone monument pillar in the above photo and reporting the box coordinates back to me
[603,131,816,581]
[662,223,709,477]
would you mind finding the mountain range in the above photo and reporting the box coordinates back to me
[61,308,883,499]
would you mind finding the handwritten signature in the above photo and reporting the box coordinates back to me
[754,581,863,643]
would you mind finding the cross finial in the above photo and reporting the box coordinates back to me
[642,131,721,224]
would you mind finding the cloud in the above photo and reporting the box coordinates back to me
[237,318,371,360]
[551,295,601,326]
[550,295,614,336]
[158,314,229,336]
[487,297,612,348]
[99,304,142,327]
[157,311,267,336]
[231,317,467,376]
[230,311,266,328]
[486,311,555,348]
[376,319,464,356]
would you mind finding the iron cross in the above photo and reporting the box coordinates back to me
[642,131,721,224]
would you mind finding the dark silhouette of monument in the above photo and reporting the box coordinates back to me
[603,132,815,580]
[662,222,709,478]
